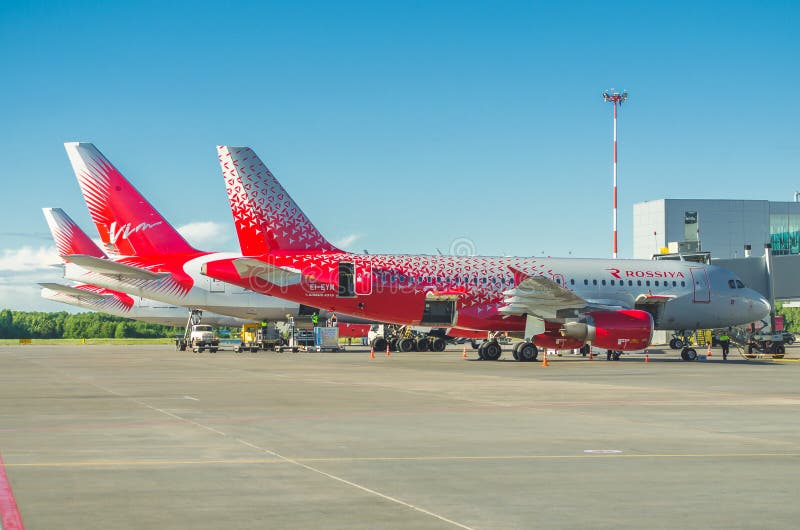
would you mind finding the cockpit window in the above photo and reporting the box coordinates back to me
[736,280,745,288]
[728,280,736,289]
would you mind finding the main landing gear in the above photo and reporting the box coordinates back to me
[510,341,539,362]
[477,340,503,361]
[680,347,698,361]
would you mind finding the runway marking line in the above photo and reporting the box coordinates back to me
[6,452,800,468]
[0,451,25,529]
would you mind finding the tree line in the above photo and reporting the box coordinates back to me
[0,310,181,339]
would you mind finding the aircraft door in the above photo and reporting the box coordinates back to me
[552,273,566,288]
[338,262,356,298]
[354,260,372,295]
[689,267,710,303]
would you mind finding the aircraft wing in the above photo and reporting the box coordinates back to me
[231,258,303,287]
[38,282,111,301]
[499,274,588,320]
[63,254,169,280]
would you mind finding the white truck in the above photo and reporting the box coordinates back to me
[176,324,220,353]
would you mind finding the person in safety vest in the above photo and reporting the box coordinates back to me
[719,331,730,360]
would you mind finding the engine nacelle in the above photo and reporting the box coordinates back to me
[562,310,653,351]
[533,331,585,351]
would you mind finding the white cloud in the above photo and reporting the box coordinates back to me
[333,234,362,250]
[176,221,235,250]
[0,245,61,272]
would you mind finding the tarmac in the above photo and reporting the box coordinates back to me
[1,343,799,529]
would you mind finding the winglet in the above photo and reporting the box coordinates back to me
[64,142,197,256]
[43,208,107,259]
[217,146,339,254]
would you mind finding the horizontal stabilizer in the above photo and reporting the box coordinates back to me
[64,254,169,280]
[232,258,302,287]
[38,283,111,301]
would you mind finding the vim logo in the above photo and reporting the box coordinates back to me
[108,221,163,244]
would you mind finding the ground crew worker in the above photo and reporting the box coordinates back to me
[720,331,730,360]
[311,313,319,327]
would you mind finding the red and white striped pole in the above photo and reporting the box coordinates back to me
[603,90,627,259]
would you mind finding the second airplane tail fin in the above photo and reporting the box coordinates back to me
[64,142,198,257]
[43,207,108,259]
[217,146,339,255]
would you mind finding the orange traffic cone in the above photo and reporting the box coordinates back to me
[370,347,375,359]
[386,344,390,357]
[588,350,594,360]
[462,347,467,359]
[706,343,712,357]
[542,352,549,367]
[645,351,650,363]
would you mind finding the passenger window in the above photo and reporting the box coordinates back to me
[593,279,598,285]
[646,280,650,286]
[610,280,615,286]
[672,281,677,287]
[681,281,686,287]
[601,279,606,286]
[570,279,575,285]
[736,280,745,288]
[628,280,633,286]
[637,280,642,286]
[584,279,589,285]
[556,278,561,284]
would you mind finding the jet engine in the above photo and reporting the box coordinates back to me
[533,331,585,351]
[562,309,653,351]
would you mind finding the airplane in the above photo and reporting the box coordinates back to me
[200,146,772,362]
[57,143,368,328]
[41,207,253,327]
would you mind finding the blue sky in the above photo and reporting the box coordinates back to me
[1,1,798,310]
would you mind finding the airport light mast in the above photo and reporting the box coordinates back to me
[603,89,628,259]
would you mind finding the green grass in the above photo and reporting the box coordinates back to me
[0,338,176,346]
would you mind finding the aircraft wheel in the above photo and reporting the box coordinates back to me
[612,351,622,361]
[483,341,502,361]
[776,344,786,354]
[673,338,685,350]
[512,349,520,360]
[477,342,487,360]
[415,338,429,352]
[210,348,218,353]
[372,337,387,352]
[470,340,479,350]
[668,338,678,349]
[432,337,446,352]
[518,342,538,362]
[389,338,398,352]
[682,347,697,361]
[398,338,414,352]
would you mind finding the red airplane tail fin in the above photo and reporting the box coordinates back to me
[64,142,198,256]
[42,207,108,259]
[217,146,339,255]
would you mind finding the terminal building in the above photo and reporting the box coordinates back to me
[632,198,800,318]
[633,199,800,260]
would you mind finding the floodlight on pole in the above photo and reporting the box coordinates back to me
[603,89,628,259]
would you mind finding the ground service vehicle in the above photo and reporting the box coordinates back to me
[175,324,219,353]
